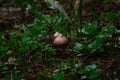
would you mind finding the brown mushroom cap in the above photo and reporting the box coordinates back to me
[53,32,68,46]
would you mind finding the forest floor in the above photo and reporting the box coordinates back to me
[0,1,120,80]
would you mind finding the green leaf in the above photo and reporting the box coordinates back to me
[33,11,49,24]
[82,64,100,80]
[100,25,117,38]
[107,12,116,20]
[88,38,103,53]
[104,25,116,36]
[75,42,84,51]
[82,23,99,35]
[55,72,64,80]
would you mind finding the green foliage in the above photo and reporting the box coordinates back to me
[0,17,55,79]
[81,64,100,80]
[82,23,100,36]
[54,62,100,80]
[74,23,117,56]
[33,10,70,35]
[0,0,119,79]
[75,42,84,51]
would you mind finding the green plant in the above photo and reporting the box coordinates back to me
[54,62,100,80]
[74,22,117,57]
[1,0,119,79]
[0,17,56,79]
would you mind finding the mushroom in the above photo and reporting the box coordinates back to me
[53,32,68,46]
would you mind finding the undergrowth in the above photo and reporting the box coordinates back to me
[0,0,120,80]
